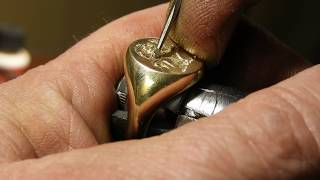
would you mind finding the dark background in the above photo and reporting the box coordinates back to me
[0,0,319,66]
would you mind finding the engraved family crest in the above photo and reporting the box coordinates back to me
[134,38,199,74]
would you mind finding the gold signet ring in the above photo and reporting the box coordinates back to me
[124,38,203,138]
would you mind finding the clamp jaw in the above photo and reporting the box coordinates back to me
[111,77,245,140]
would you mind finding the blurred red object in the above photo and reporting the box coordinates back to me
[0,66,29,83]
[0,74,7,83]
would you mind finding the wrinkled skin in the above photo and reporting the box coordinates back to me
[0,1,319,179]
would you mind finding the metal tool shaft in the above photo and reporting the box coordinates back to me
[156,0,182,54]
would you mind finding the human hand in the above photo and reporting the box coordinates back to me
[0,2,319,179]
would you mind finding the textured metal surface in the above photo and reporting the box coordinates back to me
[184,89,218,118]
[175,84,245,127]
[183,85,244,117]
[115,78,128,110]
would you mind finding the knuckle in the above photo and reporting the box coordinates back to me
[248,85,320,173]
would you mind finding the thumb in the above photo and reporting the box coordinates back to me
[170,0,258,62]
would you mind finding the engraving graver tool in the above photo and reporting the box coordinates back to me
[155,0,182,56]
[124,0,204,138]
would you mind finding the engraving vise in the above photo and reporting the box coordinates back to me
[112,0,246,140]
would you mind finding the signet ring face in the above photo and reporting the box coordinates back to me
[124,38,203,138]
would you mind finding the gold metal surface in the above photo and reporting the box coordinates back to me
[124,38,204,138]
